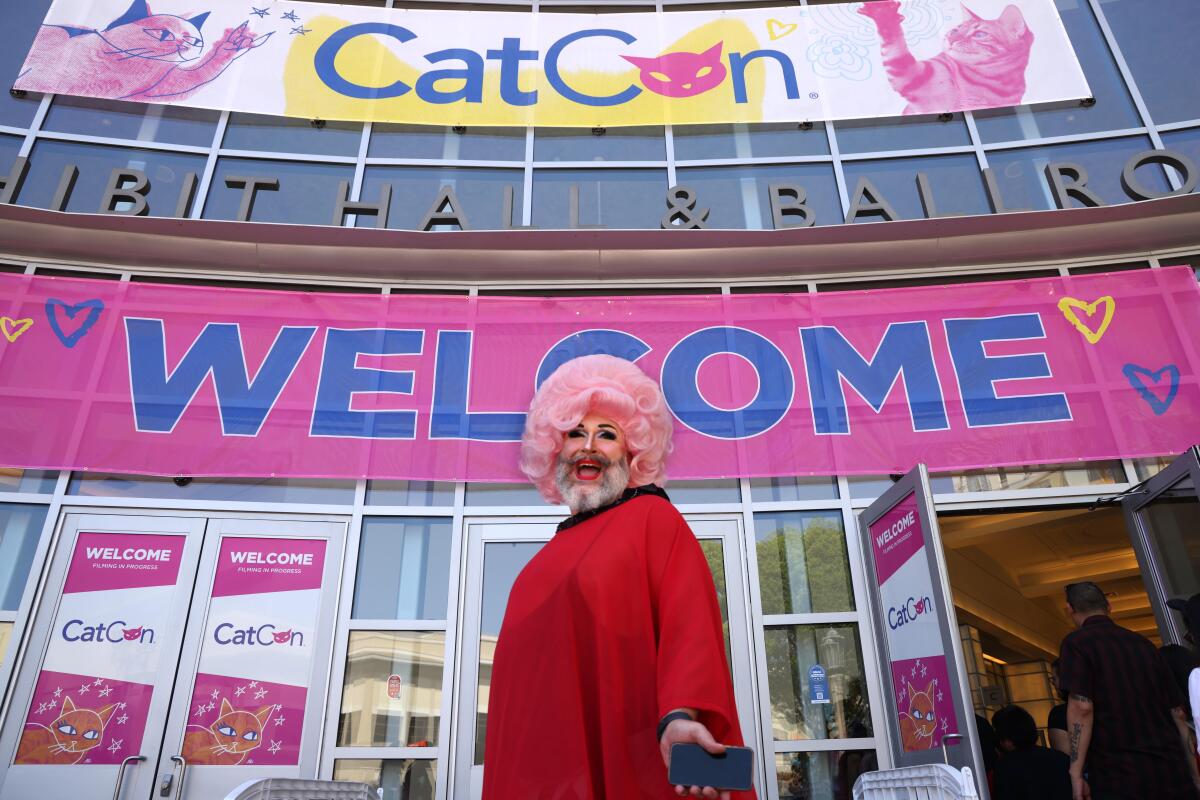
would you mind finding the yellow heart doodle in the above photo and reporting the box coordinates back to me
[1,316,33,343]
[767,18,798,41]
[1057,295,1115,345]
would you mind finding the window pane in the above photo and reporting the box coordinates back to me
[0,621,12,668]
[1162,128,1200,187]
[0,137,20,181]
[353,518,452,620]
[0,504,48,611]
[674,164,844,229]
[68,473,354,504]
[0,0,48,128]
[668,480,741,504]
[476,541,543,765]
[18,141,205,217]
[983,136,1165,210]
[1132,457,1174,482]
[334,759,436,800]
[0,469,56,494]
[673,123,830,160]
[1100,0,1200,125]
[534,127,665,161]
[750,477,839,502]
[357,166,523,230]
[366,481,455,506]
[843,154,990,222]
[338,631,445,748]
[755,511,854,615]
[699,538,732,660]
[776,750,875,800]
[930,461,1125,493]
[222,112,361,156]
[465,483,548,507]
[42,96,218,147]
[202,158,355,224]
[765,624,872,741]
[369,124,525,161]
[973,0,1141,143]
[847,476,896,501]
[834,114,970,154]
[531,169,667,229]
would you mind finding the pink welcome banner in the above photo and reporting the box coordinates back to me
[0,268,1196,482]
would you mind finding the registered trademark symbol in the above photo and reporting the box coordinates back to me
[809,92,819,100]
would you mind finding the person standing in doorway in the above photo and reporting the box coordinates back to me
[1057,581,1200,800]
[991,704,1071,800]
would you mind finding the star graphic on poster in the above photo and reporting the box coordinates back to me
[116,714,128,725]
[210,689,220,700]
[94,678,104,687]
[194,704,207,717]
[282,10,300,21]
[107,738,123,753]
[937,690,944,702]
[254,688,268,700]
[118,702,126,710]
[910,666,916,678]
[204,702,216,713]
[274,715,285,726]
[98,686,113,698]
[235,685,246,697]
[919,665,927,678]
[941,719,950,732]
[36,701,51,714]
[268,740,282,754]
[251,6,270,17]
[290,26,311,36]
[899,688,907,702]
[248,681,258,688]
[274,704,282,711]
[53,687,62,698]
[78,683,90,695]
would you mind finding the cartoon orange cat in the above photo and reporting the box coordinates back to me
[181,698,273,765]
[16,697,117,764]
[898,678,937,751]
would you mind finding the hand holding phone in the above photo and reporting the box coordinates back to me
[668,742,754,792]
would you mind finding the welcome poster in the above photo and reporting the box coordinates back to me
[14,532,186,765]
[15,0,1090,127]
[179,537,326,767]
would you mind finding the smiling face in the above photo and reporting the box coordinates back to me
[555,413,631,514]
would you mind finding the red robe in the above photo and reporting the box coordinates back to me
[483,492,756,799]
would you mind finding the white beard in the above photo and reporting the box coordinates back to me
[555,453,630,514]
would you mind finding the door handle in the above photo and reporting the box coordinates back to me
[941,732,964,765]
[112,755,145,800]
[164,755,187,798]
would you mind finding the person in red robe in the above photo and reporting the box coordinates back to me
[483,354,757,800]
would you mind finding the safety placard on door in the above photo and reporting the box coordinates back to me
[180,537,326,767]
[14,532,187,765]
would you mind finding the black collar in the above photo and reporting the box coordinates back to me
[556,484,670,532]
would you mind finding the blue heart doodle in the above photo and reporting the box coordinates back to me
[1122,363,1180,416]
[45,298,104,349]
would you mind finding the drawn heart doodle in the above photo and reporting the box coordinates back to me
[1,316,33,342]
[1058,295,1115,345]
[45,298,104,348]
[767,18,798,40]
[1122,363,1180,416]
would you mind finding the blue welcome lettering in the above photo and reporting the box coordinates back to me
[799,321,948,435]
[535,329,651,389]
[311,329,423,439]
[430,331,526,441]
[126,318,315,436]
[944,314,1072,427]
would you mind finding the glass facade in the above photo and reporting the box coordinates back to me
[0,0,1197,798]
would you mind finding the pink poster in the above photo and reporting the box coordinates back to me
[180,537,326,767]
[0,268,1196,481]
[14,532,186,765]
[869,494,959,752]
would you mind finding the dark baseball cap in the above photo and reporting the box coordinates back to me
[1167,594,1200,635]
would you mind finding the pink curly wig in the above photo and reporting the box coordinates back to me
[520,355,674,504]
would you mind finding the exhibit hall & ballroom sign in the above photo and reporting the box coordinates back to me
[0,268,1196,481]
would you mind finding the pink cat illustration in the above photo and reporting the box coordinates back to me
[181,697,273,765]
[621,42,728,98]
[15,697,118,765]
[858,1,1033,115]
[17,0,271,102]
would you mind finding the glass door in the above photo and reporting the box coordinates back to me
[449,514,763,799]
[1122,446,1200,643]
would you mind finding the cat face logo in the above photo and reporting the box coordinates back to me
[621,42,728,98]
[61,619,155,644]
[213,622,304,647]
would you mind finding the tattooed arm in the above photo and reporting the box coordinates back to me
[1170,706,1200,791]
[1066,693,1093,800]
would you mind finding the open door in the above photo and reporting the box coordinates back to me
[856,464,987,794]
[1122,446,1200,644]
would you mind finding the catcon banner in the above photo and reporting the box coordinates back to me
[14,532,187,765]
[180,537,326,767]
[15,0,1090,128]
[0,268,1196,481]
[869,495,958,752]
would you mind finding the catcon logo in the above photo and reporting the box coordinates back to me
[62,619,155,644]
[213,623,304,647]
[887,596,933,630]
[86,546,173,562]
[228,551,314,566]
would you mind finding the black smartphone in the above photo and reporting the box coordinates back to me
[668,743,754,791]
